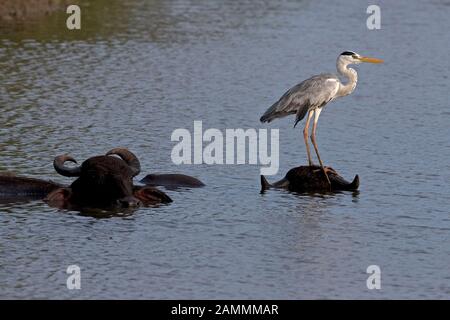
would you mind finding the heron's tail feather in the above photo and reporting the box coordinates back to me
[260,98,285,123]
[260,113,276,123]
[261,97,310,127]
[260,109,289,123]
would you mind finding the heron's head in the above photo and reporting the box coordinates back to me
[338,51,383,65]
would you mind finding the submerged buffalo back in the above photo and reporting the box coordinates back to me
[140,173,205,188]
[284,166,358,192]
[0,175,61,197]
[284,166,329,191]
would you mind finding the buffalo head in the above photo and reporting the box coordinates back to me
[45,148,172,209]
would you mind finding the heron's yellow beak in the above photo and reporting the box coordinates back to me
[358,56,384,64]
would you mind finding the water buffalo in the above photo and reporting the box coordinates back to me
[261,165,359,193]
[44,148,172,208]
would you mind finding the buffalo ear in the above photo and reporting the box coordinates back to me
[134,186,172,205]
[44,187,72,208]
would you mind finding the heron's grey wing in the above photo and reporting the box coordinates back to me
[260,74,339,127]
[260,84,305,123]
[293,75,340,127]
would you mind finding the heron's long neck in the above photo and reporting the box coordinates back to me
[336,60,357,97]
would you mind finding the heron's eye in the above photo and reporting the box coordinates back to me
[352,55,358,59]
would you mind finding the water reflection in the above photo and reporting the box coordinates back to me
[0,0,282,43]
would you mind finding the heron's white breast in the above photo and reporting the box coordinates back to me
[325,78,340,101]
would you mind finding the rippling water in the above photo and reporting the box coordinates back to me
[0,0,449,299]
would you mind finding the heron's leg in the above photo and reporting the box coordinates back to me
[303,110,314,166]
[310,108,331,186]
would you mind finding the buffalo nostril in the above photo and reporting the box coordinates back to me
[130,199,141,207]
[118,198,141,208]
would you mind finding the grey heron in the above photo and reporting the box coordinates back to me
[260,51,383,185]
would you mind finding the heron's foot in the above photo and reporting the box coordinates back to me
[312,166,333,187]
[324,167,337,175]
[313,166,336,175]
[323,171,332,186]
